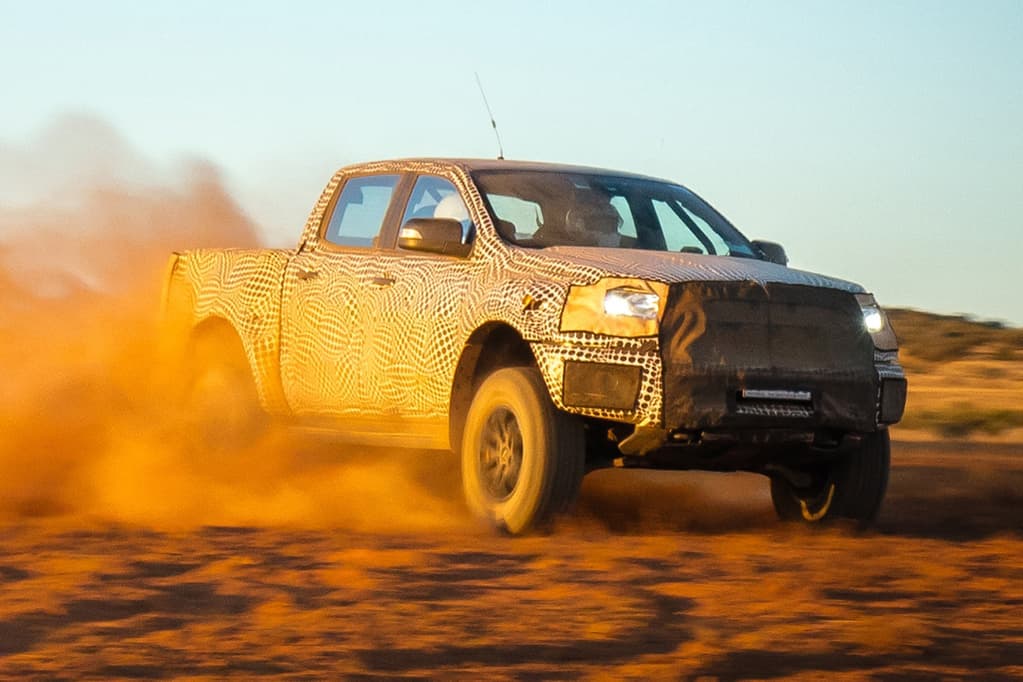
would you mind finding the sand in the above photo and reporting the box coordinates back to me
[0,439,1019,678]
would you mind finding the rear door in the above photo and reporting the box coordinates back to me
[279,173,406,417]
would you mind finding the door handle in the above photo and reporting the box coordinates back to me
[297,267,319,280]
[364,275,395,288]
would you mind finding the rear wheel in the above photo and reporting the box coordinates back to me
[461,367,585,535]
[182,326,264,449]
[770,430,890,526]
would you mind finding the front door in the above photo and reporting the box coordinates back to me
[358,174,482,422]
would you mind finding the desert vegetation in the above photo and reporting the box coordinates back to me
[888,309,1023,440]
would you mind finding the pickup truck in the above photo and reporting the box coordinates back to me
[163,158,906,534]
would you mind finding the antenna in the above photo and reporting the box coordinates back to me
[474,72,505,160]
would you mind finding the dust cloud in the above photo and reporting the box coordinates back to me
[0,115,465,533]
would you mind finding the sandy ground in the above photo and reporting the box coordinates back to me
[1,439,1020,679]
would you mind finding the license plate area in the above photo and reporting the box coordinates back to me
[735,388,815,419]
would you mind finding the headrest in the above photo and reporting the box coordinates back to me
[433,194,470,222]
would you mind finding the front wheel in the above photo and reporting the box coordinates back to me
[461,367,585,535]
[769,430,891,526]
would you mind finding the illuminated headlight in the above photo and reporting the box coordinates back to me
[862,305,884,333]
[603,287,659,320]
[855,293,898,350]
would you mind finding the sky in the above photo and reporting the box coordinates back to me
[1,0,1021,324]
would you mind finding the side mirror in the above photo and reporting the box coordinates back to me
[752,240,788,266]
[399,218,472,258]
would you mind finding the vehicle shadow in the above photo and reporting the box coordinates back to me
[264,433,1023,541]
[574,440,1023,540]
[575,469,778,534]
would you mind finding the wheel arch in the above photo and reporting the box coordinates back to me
[187,315,254,371]
[180,313,271,404]
[449,321,541,453]
[191,314,241,339]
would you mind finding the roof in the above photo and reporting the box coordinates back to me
[341,157,675,184]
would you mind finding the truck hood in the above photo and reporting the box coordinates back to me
[519,246,865,294]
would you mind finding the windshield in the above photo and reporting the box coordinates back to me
[472,170,758,258]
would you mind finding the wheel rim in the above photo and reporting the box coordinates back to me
[479,408,523,501]
[796,481,836,521]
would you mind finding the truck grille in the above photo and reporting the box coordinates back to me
[659,282,877,431]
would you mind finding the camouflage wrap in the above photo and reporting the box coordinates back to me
[163,158,904,448]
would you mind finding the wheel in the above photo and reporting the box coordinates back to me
[461,367,585,535]
[182,326,265,449]
[769,430,890,526]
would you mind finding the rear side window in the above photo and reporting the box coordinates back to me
[323,174,400,248]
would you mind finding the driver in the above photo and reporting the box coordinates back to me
[535,190,623,247]
[564,199,623,247]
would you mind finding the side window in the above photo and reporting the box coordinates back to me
[401,175,471,229]
[677,204,729,255]
[609,195,637,239]
[323,174,400,248]
[653,199,719,254]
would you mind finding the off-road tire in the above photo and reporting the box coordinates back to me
[770,430,891,526]
[461,367,585,535]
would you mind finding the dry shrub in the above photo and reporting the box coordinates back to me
[887,308,1023,364]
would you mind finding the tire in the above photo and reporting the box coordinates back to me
[770,430,890,526]
[461,367,585,535]
[182,327,265,449]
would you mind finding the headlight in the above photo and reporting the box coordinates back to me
[561,278,667,337]
[855,293,898,350]
[862,305,884,333]
[604,287,660,320]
